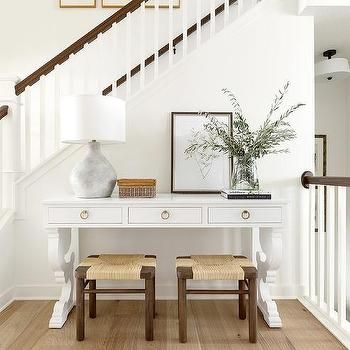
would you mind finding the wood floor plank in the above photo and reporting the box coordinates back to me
[0,301,50,350]
[0,302,24,327]
[0,300,345,350]
[278,301,346,350]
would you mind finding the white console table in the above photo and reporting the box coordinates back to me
[43,194,287,329]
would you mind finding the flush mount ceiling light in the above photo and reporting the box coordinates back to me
[315,49,350,82]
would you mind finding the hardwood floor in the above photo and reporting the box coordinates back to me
[0,300,346,350]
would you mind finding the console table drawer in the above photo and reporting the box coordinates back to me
[48,207,123,224]
[129,207,202,224]
[209,207,282,224]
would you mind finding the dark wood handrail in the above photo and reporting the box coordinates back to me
[102,0,237,95]
[0,105,9,120]
[301,171,350,188]
[14,0,149,96]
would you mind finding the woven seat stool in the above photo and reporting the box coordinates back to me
[176,255,257,344]
[75,254,156,342]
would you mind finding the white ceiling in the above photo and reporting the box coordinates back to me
[313,7,350,61]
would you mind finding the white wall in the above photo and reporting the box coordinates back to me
[315,80,350,176]
[0,1,114,76]
[0,212,15,311]
[12,0,314,300]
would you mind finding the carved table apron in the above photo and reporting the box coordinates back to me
[43,194,287,329]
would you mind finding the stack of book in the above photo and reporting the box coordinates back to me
[117,179,156,198]
[221,189,271,200]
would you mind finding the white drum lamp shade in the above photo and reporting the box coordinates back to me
[316,50,350,82]
[60,95,126,199]
[60,95,126,144]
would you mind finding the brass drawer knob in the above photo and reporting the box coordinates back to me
[241,210,250,220]
[161,210,170,220]
[80,210,89,220]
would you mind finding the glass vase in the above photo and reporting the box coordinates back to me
[231,157,259,191]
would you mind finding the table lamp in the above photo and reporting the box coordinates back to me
[60,95,126,198]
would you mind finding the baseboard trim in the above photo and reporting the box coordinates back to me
[0,287,15,312]
[298,296,350,349]
[11,283,301,301]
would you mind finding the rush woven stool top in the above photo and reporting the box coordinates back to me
[176,255,255,280]
[79,254,157,280]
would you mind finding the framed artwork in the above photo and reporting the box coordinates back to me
[60,0,96,8]
[315,135,327,232]
[102,0,180,8]
[315,135,327,177]
[171,112,233,194]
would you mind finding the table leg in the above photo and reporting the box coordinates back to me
[251,227,282,328]
[48,228,79,328]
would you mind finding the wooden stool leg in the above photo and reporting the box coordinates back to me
[89,280,96,319]
[152,276,156,319]
[239,280,246,320]
[145,278,154,341]
[76,276,85,341]
[178,278,187,343]
[248,277,257,343]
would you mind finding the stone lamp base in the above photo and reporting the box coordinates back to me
[70,141,117,198]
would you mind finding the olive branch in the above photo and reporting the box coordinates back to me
[185,82,305,169]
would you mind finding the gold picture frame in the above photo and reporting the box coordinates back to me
[60,0,96,8]
[102,0,180,8]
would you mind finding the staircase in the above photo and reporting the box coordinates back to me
[0,0,262,213]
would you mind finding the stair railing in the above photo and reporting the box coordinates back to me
[0,0,261,213]
[0,106,9,121]
[300,171,350,348]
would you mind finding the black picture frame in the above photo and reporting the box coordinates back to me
[171,112,233,194]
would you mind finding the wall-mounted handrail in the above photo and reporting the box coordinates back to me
[14,0,149,96]
[301,171,350,188]
[102,0,238,95]
[0,105,9,120]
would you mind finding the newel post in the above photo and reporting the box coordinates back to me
[301,171,313,189]
[0,76,23,209]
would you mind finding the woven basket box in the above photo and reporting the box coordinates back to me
[117,179,156,198]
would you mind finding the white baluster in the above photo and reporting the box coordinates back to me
[24,88,31,172]
[168,0,174,67]
[154,0,160,79]
[140,1,146,89]
[39,77,46,161]
[83,39,93,94]
[326,186,335,318]
[126,12,131,99]
[309,185,316,301]
[54,67,61,151]
[182,0,188,58]
[337,186,347,326]
[81,47,89,94]
[317,185,325,308]
[224,0,230,25]
[238,0,244,15]
[111,22,119,96]
[103,29,117,95]
[196,0,202,48]
[68,55,74,94]
[210,0,216,37]
[96,34,104,93]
